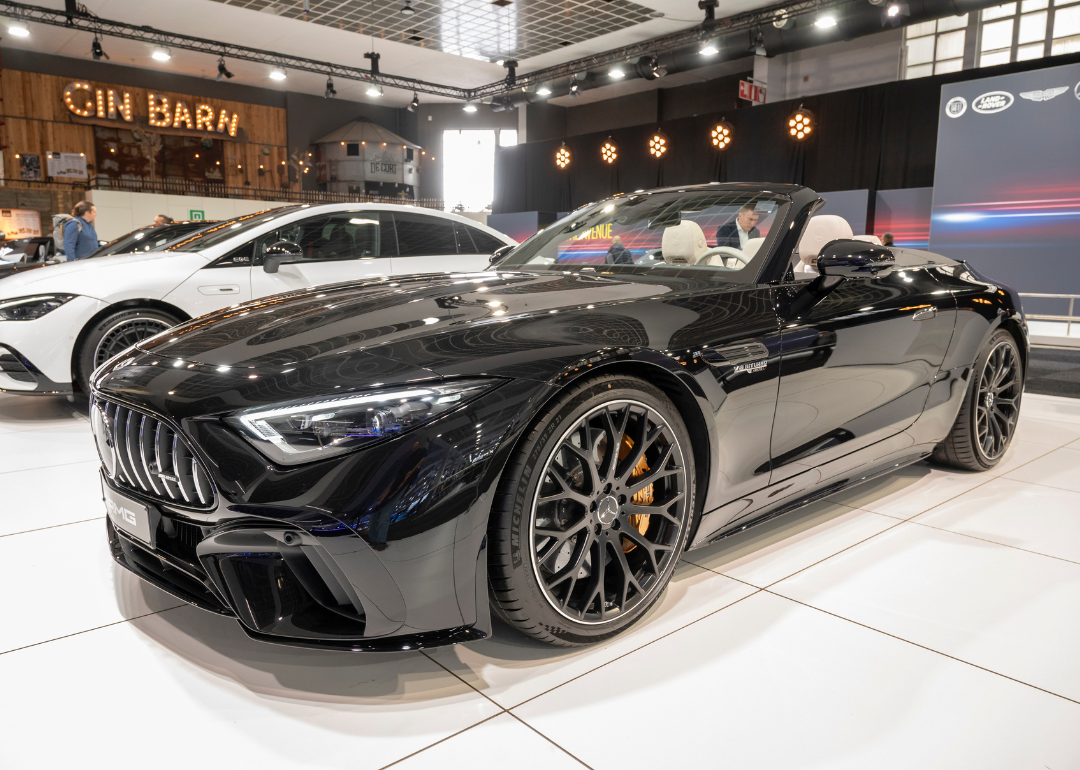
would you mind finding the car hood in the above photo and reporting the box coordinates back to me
[0,249,208,299]
[0,262,49,280]
[97,270,729,418]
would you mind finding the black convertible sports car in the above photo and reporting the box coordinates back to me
[90,183,1027,651]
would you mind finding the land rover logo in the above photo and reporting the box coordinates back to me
[972,91,1014,114]
[945,96,967,118]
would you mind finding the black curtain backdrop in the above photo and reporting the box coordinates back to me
[494,51,1080,213]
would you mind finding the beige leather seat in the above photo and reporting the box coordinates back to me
[853,234,882,245]
[661,220,708,265]
[793,214,853,277]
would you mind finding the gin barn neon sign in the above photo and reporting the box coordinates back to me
[63,81,240,136]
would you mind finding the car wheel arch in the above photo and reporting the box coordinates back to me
[70,299,191,383]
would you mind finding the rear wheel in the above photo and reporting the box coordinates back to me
[75,308,180,393]
[933,329,1023,471]
[488,374,695,646]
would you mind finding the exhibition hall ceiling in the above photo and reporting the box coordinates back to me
[5,0,782,105]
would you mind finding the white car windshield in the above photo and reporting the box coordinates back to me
[166,206,304,252]
[498,190,789,281]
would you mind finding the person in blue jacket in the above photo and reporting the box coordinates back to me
[63,201,99,260]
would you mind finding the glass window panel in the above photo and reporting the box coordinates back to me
[498,129,518,147]
[1050,33,1080,52]
[1018,10,1047,41]
[393,212,459,256]
[937,13,970,31]
[935,58,965,74]
[906,34,936,65]
[982,3,1017,20]
[1021,0,1048,9]
[907,20,938,37]
[1016,41,1045,58]
[981,18,1015,49]
[1054,5,1080,36]
[905,63,934,79]
[937,29,967,59]
[979,48,1013,65]
[1054,0,1080,6]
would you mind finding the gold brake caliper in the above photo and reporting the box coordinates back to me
[619,434,652,552]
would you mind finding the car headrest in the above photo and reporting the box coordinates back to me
[797,215,853,266]
[852,234,883,245]
[743,237,765,258]
[661,220,708,265]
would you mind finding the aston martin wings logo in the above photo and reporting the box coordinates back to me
[1019,87,1068,102]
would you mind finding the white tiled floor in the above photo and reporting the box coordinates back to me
[1,390,1078,769]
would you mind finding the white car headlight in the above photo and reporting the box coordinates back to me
[0,294,77,321]
[226,379,498,465]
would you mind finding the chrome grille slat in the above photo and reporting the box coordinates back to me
[139,415,162,495]
[95,396,213,509]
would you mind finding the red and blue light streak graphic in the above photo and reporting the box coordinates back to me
[931,185,1080,253]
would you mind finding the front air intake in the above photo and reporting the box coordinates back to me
[94,397,215,509]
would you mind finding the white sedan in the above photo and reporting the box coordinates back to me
[0,203,514,394]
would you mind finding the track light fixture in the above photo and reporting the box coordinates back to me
[216,56,234,81]
[364,51,381,76]
[152,46,172,62]
[711,119,733,149]
[400,0,416,14]
[408,92,419,112]
[270,67,287,81]
[537,85,552,96]
[555,143,571,169]
[648,131,668,159]
[609,66,625,78]
[601,138,618,165]
[325,76,337,98]
[636,55,666,80]
[814,14,837,28]
[503,59,518,87]
[788,107,814,140]
[772,12,793,29]
[91,35,108,61]
[568,77,580,98]
[697,0,717,22]
[366,83,383,97]
[699,39,719,56]
[462,101,477,112]
[7,20,29,37]
[750,31,766,57]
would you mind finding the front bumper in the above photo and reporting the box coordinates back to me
[0,295,106,393]
[97,377,542,651]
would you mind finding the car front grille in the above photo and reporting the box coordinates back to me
[95,397,215,508]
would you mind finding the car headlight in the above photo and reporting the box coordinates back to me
[226,379,499,465]
[0,294,77,321]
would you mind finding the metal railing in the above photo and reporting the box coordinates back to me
[1020,293,1079,336]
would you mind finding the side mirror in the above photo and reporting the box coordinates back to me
[262,241,303,273]
[488,245,513,266]
[816,239,895,278]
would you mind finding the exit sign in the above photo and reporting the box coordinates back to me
[189,209,205,220]
[739,80,767,105]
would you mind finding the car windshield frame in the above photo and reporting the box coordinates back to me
[165,206,305,252]
[496,188,794,284]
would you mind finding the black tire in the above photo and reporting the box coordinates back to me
[75,308,181,393]
[932,329,1023,472]
[488,374,696,646]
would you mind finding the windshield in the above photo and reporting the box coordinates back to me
[90,223,211,258]
[165,206,303,252]
[499,190,789,281]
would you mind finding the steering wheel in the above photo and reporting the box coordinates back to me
[695,246,751,267]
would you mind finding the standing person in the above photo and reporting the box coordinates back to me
[715,204,760,249]
[605,235,633,265]
[881,232,895,247]
[62,201,99,261]
[153,214,174,226]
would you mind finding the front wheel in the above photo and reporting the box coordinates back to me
[932,329,1023,471]
[75,308,181,393]
[488,374,695,646]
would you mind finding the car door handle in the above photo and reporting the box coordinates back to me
[912,307,937,322]
[197,285,240,296]
[698,342,770,367]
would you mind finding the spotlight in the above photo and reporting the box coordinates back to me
[270,67,287,81]
[772,12,793,30]
[91,36,108,61]
[698,0,717,22]
[711,119,733,149]
[325,76,337,98]
[7,21,29,37]
[568,77,580,98]
[216,57,234,81]
[555,144,571,169]
[366,83,383,97]
[648,131,668,158]
[537,85,552,96]
[636,55,666,80]
[463,102,477,112]
[601,138,618,164]
[750,31,766,57]
[815,14,837,28]
[609,67,625,78]
[887,4,900,16]
[365,51,381,76]
[503,59,518,87]
[700,40,719,56]
[408,92,419,112]
[400,0,416,14]
[152,46,172,61]
[788,107,814,140]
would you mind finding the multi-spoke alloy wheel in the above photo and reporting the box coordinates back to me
[489,374,695,646]
[975,341,1020,461]
[76,308,182,393]
[94,317,173,369]
[933,329,1024,472]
